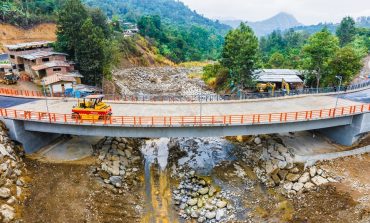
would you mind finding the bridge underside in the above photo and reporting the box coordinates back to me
[3,113,369,153]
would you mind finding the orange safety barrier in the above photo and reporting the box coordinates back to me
[0,104,369,127]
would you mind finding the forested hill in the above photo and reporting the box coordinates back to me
[83,0,231,35]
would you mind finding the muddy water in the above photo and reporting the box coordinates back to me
[141,138,178,223]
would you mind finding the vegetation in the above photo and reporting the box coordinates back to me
[83,0,230,62]
[336,17,357,47]
[55,0,117,86]
[0,0,63,27]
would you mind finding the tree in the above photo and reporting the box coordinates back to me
[302,28,339,89]
[268,52,285,68]
[221,23,259,88]
[327,46,362,85]
[75,18,106,86]
[55,0,88,60]
[336,16,357,47]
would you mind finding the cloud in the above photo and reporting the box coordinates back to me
[180,0,370,24]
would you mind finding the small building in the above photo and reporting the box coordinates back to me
[42,73,77,96]
[254,69,304,89]
[4,41,77,83]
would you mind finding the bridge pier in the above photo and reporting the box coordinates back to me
[319,113,370,146]
[1,118,61,153]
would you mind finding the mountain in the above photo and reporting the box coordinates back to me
[83,0,231,35]
[221,12,302,36]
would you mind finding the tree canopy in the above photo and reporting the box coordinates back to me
[221,23,259,88]
[336,17,357,47]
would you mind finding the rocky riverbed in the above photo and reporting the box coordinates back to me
[113,66,215,97]
[0,122,28,222]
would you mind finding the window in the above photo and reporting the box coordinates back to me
[42,57,50,62]
[53,68,62,72]
[0,68,4,72]
[18,64,25,71]
[10,55,15,59]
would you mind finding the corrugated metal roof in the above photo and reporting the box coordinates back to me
[5,41,53,50]
[32,61,71,71]
[20,51,67,60]
[254,69,304,83]
[42,74,76,85]
[257,74,303,83]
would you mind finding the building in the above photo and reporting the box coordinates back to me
[4,41,76,83]
[254,69,304,89]
[42,73,77,96]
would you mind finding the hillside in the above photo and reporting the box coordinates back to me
[0,23,57,53]
[222,12,302,36]
[83,0,230,35]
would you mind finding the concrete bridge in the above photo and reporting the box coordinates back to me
[0,88,370,153]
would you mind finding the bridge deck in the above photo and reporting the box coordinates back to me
[6,95,363,117]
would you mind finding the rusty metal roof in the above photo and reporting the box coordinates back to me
[19,51,67,60]
[32,61,71,71]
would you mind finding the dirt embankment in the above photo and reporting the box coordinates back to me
[0,23,57,53]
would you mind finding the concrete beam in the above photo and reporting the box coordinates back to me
[21,116,353,138]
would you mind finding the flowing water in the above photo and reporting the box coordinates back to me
[141,138,178,223]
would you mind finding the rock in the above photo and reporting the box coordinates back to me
[285,156,294,169]
[304,182,315,190]
[278,160,287,169]
[204,203,214,210]
[111,161,120,176]
[208,186,216,197]
[327,177,337,183]
[6,197,16,205]
[109,176,122,186]
[265,160,278,175]
[309,166,317,177]
[179,203,187,210]
[317,169,323,176]
[187,198,198,206]
[278,170,289,181]
[124,150,132,159]
[286,173,300,182]
[216,209,225,221]
[292,182,304,192]
[197,199,204,208]
[276,144,288,154]
[311,176,329,186]
[0,187,11,199]
[290,167,300,174]
[205,211,216,219]
[198,216,206,222]
[283,182,293,191]
[271,173,281,184]
[254,137,262,145]
[0,204,14,222]
[191,210,199,218]
[198,187,209,195]
[216,200,227,208]
[298,172,310,184]
[270,151,285,161]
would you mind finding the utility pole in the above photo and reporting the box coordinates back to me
[335,75,343,109]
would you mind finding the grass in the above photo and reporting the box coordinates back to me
[178,61,212,68]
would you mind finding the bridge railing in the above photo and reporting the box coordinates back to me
[1,80,370,102]
[1,104,369,127]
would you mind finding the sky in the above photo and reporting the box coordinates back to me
[180,0,370,25]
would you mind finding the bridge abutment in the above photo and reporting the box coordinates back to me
[1,118,61,153]
[319,113,370,146]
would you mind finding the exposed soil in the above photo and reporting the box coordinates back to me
[22,158,144,223]
[0,23,56,53]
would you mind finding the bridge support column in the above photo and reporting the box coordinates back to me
[319,113,370,146]
[1,118,61,153]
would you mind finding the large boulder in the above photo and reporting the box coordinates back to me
[298,172,310,184]
[311,176,329,186]
[0,187,11,199]
[0,204,14,222]
[286,173,300,182]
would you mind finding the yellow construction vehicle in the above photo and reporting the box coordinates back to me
[72,95,112,120]
[0,72,17,85]
[282,79,290,95]
[256,82,276,95]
